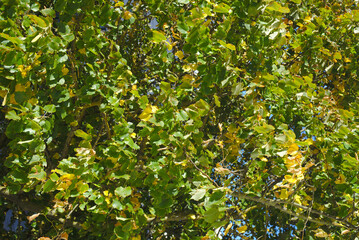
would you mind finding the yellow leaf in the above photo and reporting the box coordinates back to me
[131,132,136,138]
[279,189,289,199]
[15,83,27,92]
[60,174,76,180]
[287,143,299,155]
[333,51,342,60]
[213,94,221,107]
[0,90,8,98]
[9,94,17,104]
[79,48,86,54]
[0,90,8,106]
[115,1,124,7]
[70,121,78,127]
[335,173,346,184]
[28,98,38,105]
[304,16,311,22]
[303,138,313,145]
[124,11,133,20]
[226,43,236,51]
[182,74,194,80]
[175,51,184,60]
[18,65,31,78]
[284,174,297,184]
[237,225,247,233]
[183,65,192,72]
[139,104,158,121]
[69,89,76,97]
[130,197,140,210]
[224,222,233,235]
[189,214,196,220]
[62,67,69,76]
[165,41,172,51]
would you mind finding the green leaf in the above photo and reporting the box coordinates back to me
[28,14,48,28]
[112,199,123,210]
[191,189,206,201]
[232,83,243,95]
[176,110,189,121]
[44,104,56,113]
[5,110,21,120]
[41,8,55,17]
[213,3,231,13]
[177,22,189,34]
[124,137,140,149]
[177,0,190,4]
[43,180,56,193]
[74,129,92,141]
[204,207,221,223]
[214,95,221,107]
[0,33,23,45]
[50,173,59,181]
[115,187,132,198]
[158,197,173,209]
[195,99,210,114]
[267,2,290,13]
[254,123,275,134]
[77,182,89,193]
[28,166,46,181]
[342,154,358,170]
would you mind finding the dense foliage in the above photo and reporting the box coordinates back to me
[1,0,359,239]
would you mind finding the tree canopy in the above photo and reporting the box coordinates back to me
[1,0,359,239]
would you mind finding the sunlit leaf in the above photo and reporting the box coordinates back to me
[151,30,167,43]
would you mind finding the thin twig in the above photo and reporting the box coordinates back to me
[185,151,219,188]
[264,205,269,240]
[302,187,315,240]
[61,109,86,159]
[343,194,356,221]
[102,112,111,140]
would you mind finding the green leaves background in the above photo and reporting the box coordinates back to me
[0,0,359,239]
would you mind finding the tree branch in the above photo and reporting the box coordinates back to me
[234,192,358,230]
[0,186,82,229]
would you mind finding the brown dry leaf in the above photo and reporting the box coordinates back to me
[215,164,231,175]
[315,229,328,238]
[59,232,68,240]
[27,213,40,223]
